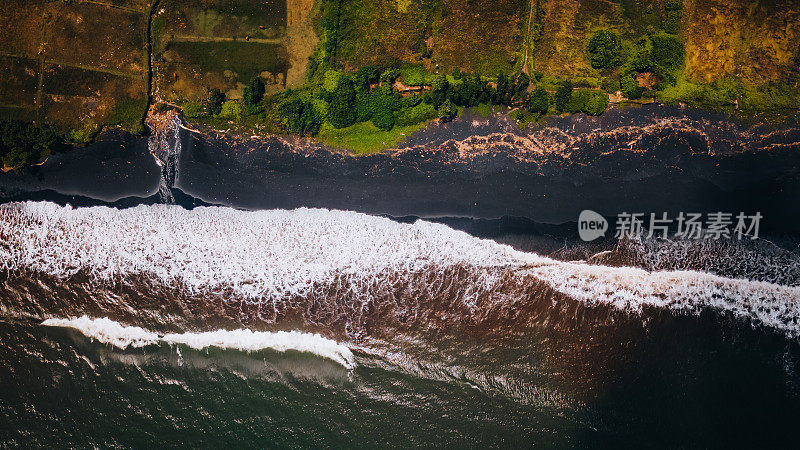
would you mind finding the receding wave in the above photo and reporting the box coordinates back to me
[1,202,799,337]
[42,316,355,369]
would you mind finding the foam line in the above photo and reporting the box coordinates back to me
[3,202,800,337]
[41,316,355,369]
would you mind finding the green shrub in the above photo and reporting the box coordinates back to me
[183,102,205,118]
[651,33,684,72]
[323,70,343,92]
[0,119,61,170]
[664,10,682,34]
[395,103,437,127]
[565,89,591,113]
[380,68,401,83]
[601,77,621,93]
[356,90,373,123]
[279,97,322,136]
[586,30,623,69]
[584,91,609,115]
[631,37,653,72]
[243,78,265,107]
[666,0,683,11]
[438,99,458,122]
[207,89,225,116]
[527,87,549,114]
[355,66,379,91]
[216,101,243,121]
[620,72,643,99]
[371,110,395,131]
[327,76,357,128]
[554,80,573,111]
[429,74,450,108]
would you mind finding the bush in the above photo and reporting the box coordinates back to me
[327,76,357,128]
[279,97,322,136]
[355,66,379,91]
[554,80,573,111]
[371,110,395,131]
[586,30,623,69]
[664,10,682,34]
[183,102,205,118]
[0,120,61,170]
[438,99,458,122]
[450,77,481,107]
[429,74,450,108]
[527,87,549,114]
[630,37,653,72]
[601,77,621,93]
[355,90,373,122]
[207,89,225,116]
[395,103,437,126]
[650,33,684,72]
[380,68,401,83]
[243,78,265,107]
[584,91,609,115]
[666,0,683,11]
[620,72,643,99]
[565,89,591,114]
[323,70,343,92]
[216,101,243,121]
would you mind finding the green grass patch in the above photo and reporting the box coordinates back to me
[316,120,429,154]
[166,41,288,82]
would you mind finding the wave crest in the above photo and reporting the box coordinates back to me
[42,316,355,369]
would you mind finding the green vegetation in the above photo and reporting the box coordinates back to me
[0,120,62,170]
[161,0,796,155]
[586,30,623,70]
[438,100,457,123]
[316,120,429,154]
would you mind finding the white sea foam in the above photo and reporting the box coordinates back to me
[3,202,800,336]
[41,316,355,369]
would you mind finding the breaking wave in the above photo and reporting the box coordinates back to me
[2,201,799,338]
[42,316,355,369]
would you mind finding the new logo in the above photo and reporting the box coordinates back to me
[578,210,608,241]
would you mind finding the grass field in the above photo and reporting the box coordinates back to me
[316,120,431,154]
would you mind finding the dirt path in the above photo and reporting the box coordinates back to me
[522,0,537,74]
[172,35,284,45]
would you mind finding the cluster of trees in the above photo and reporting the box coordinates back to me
[585,4,685,101]
[184,78,266,121]
[552,81,608,115]
[0,120,63,170]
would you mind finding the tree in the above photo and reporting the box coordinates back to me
[430,74,450,108]
[620,72,643,99]
[584,91,609,115]
[586,30,623,69]
[207,89,225,116]
[438,99,457,122]
[279,97,322,136]
[514,72,530,102]
[527,87,549,115]
[495,71,509,105]
[243,78,265,107]
[355,65,379,91]
[554,80,573,111]
[327,76,357,128]
[372,110,395,130]
[0,119,61,170]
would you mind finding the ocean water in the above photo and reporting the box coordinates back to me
[2,202,800,447]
